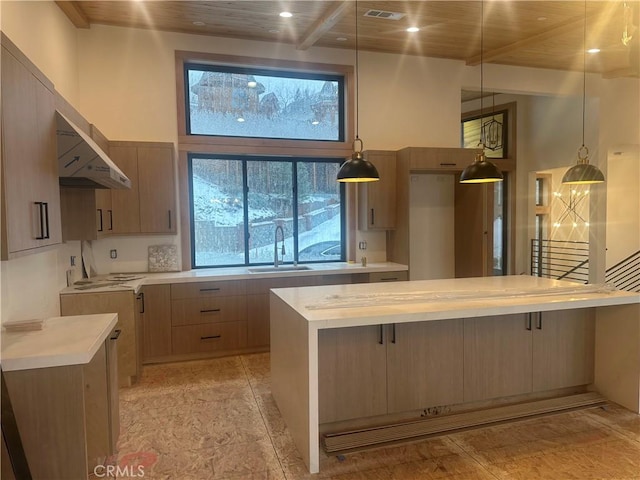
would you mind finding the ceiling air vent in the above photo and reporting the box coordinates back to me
[364,9,406,21]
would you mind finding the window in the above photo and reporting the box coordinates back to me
[189,154,344,268]
[461,111,506,159]
[185,64,345,142]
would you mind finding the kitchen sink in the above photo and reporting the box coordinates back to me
[248,266,312,274]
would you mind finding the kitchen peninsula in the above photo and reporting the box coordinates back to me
[270,275,640,473]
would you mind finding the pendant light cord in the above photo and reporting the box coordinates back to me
[354,0,360,142]
[581,0,586,149]
[480,0,485,148]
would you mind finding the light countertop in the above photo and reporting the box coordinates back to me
[1,314,118,371]
[59,262,408,295]
[271,275,640,329]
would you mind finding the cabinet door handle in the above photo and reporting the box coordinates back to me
[168,210,172,230]
[536,312,542,330]
[370,208,375,225]
[97,208,104,232]
[200,308,221,314]
[110,329,122,340]
[137,292,145,313]
[108,210,113,231]
[34,202,49,239]
[392,323,396,344]
[378,324,384,344]
[200,288,220,292]
[526,313,532,331]
[439,162,457,167]
[201,335,221,340]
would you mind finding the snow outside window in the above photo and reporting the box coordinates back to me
[190,155,344,268]
[186,64,344,142]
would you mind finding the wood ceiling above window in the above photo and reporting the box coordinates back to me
[55,1,639,78]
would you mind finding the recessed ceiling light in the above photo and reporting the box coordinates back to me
[537,16,547,21]
[311,120,320,125]
[279,11,293,18]
[192,21,205,26]
[406,27,420,33]
[247,81,257,88]
[336,37,347,42]
[587,48,601,54]
[237,117,245,122]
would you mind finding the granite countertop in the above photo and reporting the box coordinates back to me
[1,314,118,371]
[270,275,640,329]
[59,262,408,295]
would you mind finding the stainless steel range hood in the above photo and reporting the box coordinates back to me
[57,112,131,189]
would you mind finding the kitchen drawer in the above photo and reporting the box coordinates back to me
[172,296,246,326]
[171,280,246,299]
[369,271,408,283]
[172,321,247,355]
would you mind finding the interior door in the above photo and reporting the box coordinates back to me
[454,177,494,278]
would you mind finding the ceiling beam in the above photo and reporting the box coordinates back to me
[55,1,90,29]
[297,1,350,51]
[466,16,586,66]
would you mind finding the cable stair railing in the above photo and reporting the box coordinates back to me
[531,239,589,284]
[605,250,640,292]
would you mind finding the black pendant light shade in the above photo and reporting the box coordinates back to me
[460,0,503,184]
[336,0,379,183]
[562,1,605,186]
[337,137,380,183]
[460,151,503,183]
[562,147,605,184]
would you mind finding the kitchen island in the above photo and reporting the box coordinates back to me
[270,275,640,473]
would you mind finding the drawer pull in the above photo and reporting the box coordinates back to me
[200,308,221,314]
[200,288,221,292]
[439,162,457,167]
[110,329,121,340]
[379,277,398,282]
[200,335,222,340]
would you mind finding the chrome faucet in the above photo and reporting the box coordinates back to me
[274,225,285,267]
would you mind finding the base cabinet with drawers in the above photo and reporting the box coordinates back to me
[141,271,407,363]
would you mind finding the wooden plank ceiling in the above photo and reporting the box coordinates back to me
[56,1,639,78]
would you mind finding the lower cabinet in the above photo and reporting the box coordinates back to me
[60,291,141,387]
[463,309,595,403]
[141,285,172,361]
[319,319,463,423]
[3,333,119,479]
[319,308,595,424]
[141,271,408,362]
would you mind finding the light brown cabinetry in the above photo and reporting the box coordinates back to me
[1,35,62,259]
[532,308,595,391]
[463,309,595,403]
[319,319,463,424]
[3,335,119,479]
[110,142,176,235]
[60,292,141,387]
[358,151,396,230]
[170,280,247,355]
[141,285,172,361]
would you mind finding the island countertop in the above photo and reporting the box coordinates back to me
[271,275,640,328]
[1,314,118,371]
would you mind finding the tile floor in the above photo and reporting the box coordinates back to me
[109,353,640,479]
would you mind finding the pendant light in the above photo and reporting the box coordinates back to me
[561,1,605,185]
[460,0,503,184]
[337,0,379,183]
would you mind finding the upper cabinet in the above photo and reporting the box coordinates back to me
[1,36,62,259]
[357,150,396,230]
[110,142,177,235]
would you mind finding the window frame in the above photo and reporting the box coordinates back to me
[176,51,357,270]
[184,62,346,142]
[188,153,346,269]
